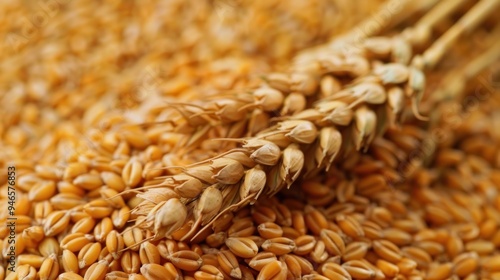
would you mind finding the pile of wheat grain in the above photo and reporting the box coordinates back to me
[1,0,500,280]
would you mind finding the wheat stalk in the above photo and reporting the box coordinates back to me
[125,0,500,243]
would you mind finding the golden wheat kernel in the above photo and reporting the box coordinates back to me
[465,240,495,255]
[271,203,292,227]
[206,232,227,248]
[38,254,59,280]
[61,233,94,252]
[98,246,112,262]
[71,216,96,234]
[425,263,453,280]
[452,252,478,277]
[143,161,164,180]
[167,250,203,271]
[111,206,130,229]
[73,173,103,190]
[303,205,328,235]
[144,145,162,161]
[225,237,259,259]
[62,249,80,273]
[261,237,296,255]
[122,159,143,187]
[122,127,151,149]
[413,240,445,257]
[446,233,464,259]
[199,253,219,268]
[342,260,376,280]
[342,241,370,262]
[454,223,480,242]
[139,241,161,265]
[324,203,355,221]
[335,180,354,203]
[17,254,45,268]
[194,264,225,280]
[256,260,286,280]
[360,221,382,240]
[247,252,277,271]
[100,187,126,208]
[34,201,54,223]
[382,228,413,246]
[401,247,431,269]
[481,255,500,272]
[84,259,108,280]
[122,227,144,252]
[281,226,302,240]
[228,218,256,237]
[64,163,89,180]
[176,241,190,252]
[58,272,85,280]
[290,210,307,235]
[39,237,61,257]
[12,215,32,233]
[300,274,330,280]
[320,229,345,256]
[129,273,148,280]
[109,258,121,272]
[257,222,283,239]
[70,210,92,223]
[479,217,498,239]
[105,230,124,260]
[120,251,140,274]
[373,240,402,263]
[17,264,36,280]
[50,193,86,210]
[336,214,364,238]
[360,259,385,279]
[320,262,351,280]
[376,259,399,278]
[35,165,62,180]
[217,250,242,278]
[140,263,173,280]
[28,180,56,202]
[293,235,316,256]
[396,257,417,276]
[310,240,328,264]
[104,271,129,280]
[78,242,101,269]
[100,171,126,192]
[86,188,104,200]
[57,181,86,197]
[84,199,113,219]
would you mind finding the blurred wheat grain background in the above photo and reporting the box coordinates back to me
[0,0,386,163]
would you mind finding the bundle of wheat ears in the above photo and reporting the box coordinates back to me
[1,0,500,279]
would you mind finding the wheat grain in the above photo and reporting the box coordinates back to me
[293,235,316,256]
[17,254,45,268]
[83,260,108,280]
[17,264,37,280]
[38,254,60,280]
[60,233,94,252]
[225,237,259,259]
[78,243,101,269]
[73,174,103,191]
[166,250,203,272]
[256,260,287,280]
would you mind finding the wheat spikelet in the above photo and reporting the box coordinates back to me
[126,0,500,242]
